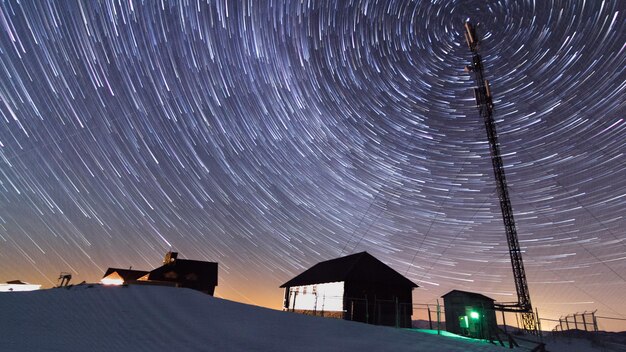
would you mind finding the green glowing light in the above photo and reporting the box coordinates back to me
[470,311,480,319]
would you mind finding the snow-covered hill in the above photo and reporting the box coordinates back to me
[0,285,508,352]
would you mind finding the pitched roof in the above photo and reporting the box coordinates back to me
[148,259,218,286]
[280,252,418,288]
[103,268,150,281]
[442,290,495,302]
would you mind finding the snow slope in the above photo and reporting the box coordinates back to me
[0,285,508,352]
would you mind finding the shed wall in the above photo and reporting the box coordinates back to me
[284,281,344,313]
[344,282,413,328]
[443,294,497,339]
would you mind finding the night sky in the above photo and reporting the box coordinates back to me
[0,1,624,330]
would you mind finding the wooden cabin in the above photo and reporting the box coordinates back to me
[443,290,498,339]
[280,252,417,327]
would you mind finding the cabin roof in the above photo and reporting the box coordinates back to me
[442,289,495,302]
[280,251,418,288]
[5,280,29,285]
[103,268,150,281]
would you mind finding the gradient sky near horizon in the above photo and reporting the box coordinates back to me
[0,0,625,331]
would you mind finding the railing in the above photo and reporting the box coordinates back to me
[549,311,598,332]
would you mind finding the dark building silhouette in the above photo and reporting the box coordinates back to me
[6,280,28,284]
[101,268,150,285]
[101,251,218,296]
[147,252,218,295]
[443,290,498,339]
[280,251,417,328]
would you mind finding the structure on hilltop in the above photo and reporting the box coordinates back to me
[462,21,536,331]
[443,290,498,339]
[101,251,218,295]
[280,251,417,328]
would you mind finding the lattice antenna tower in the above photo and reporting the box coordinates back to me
[462,21,537,331]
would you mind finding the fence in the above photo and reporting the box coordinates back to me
[343,297,414,328]
[411,302,445,330]
[289,295,440,329]
[549,311,598,332]
[544,311,626,334]
[287,294,415,327]
[288,293,626,344]
[288,296,546,350]
[541,312,626,351]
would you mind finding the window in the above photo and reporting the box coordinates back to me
[302,286,307,294]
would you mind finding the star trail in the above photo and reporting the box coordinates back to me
[0,0,624,330]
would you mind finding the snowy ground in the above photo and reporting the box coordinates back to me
[541,332,626,352]
[0,285,619,351]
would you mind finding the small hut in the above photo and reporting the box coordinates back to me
[442,290,497,339]
[280,252,417,327]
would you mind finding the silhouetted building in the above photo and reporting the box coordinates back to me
[101,252,218,296]
[280,251,417,328]
[147,253,218,295]
[443,290,497,339]
[101,268,149,285]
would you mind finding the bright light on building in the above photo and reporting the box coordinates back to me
[100,277,124,285]
[101,277,124,285]
[101,271,126,285]
[470,311,480,319]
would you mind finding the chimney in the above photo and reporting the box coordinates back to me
[164,251,178,265]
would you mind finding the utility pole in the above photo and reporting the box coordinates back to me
[462,21,537,332]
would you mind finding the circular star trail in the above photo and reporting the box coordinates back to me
[0,0,624,329]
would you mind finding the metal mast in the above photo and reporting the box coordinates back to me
[462,22,537,331]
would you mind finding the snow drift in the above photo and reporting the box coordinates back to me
[0,284,510,351]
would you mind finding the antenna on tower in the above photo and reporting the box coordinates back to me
[462,21,538,332]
